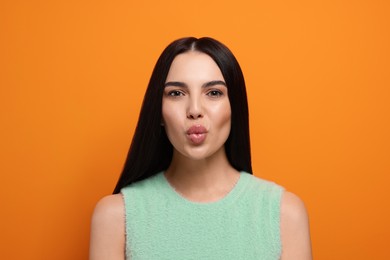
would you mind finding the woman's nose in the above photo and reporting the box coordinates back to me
[186,96,203,119]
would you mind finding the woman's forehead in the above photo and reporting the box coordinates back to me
[165,51,224,83]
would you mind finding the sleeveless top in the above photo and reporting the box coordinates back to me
[121,172,284,260]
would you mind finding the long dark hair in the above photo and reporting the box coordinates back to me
[113,37,252,194]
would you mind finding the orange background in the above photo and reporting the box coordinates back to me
[1,0,389,259]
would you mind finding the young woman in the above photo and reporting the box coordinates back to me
[90,37,312,259]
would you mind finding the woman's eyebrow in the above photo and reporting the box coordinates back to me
[164,81,187,88]
[203,80,226,88]
[164,80,226,88]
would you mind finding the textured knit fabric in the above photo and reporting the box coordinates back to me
[121,172,284,260]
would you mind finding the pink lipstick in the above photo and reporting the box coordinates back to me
[186,125,207,145]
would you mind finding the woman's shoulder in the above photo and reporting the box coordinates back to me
[246,173,308,224]
[90,194,125,259]
[280,191,312,259]
[90,194,124,237]
[281,191,308,222]
[246,173,309,226]
[92,194,124,218]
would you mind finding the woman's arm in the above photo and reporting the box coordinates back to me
[280,191,312,260]
[89,194,125,260]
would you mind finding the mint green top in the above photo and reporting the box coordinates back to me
[121,172,284,260]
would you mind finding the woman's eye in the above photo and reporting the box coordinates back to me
[207,90,223,97]
[168,90,183,97]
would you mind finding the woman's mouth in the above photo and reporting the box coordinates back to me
[186,125,207,145]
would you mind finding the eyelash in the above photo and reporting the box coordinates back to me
[166,89,224,97]
[167,90,184,97]
[207,90,223,97]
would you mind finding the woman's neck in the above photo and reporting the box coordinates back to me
[164,148,240,202]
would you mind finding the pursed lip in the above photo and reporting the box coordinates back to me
[186,124,207,135]
[186,125,208,145]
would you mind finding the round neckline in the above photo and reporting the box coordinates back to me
[159,171,250,208]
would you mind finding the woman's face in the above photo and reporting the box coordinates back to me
[162,51,231,161]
